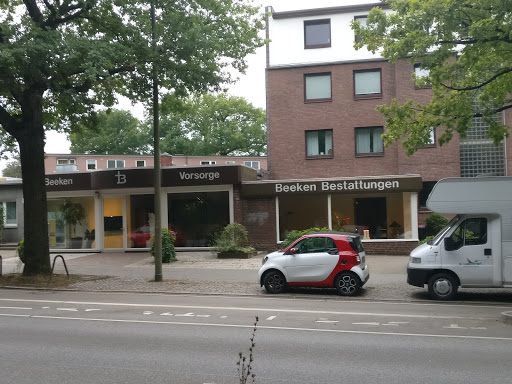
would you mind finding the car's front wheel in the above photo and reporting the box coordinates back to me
[335,272,361,296]
[428,273,458,300]
[263,270,286,294]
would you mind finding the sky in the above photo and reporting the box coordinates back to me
[2,0,378,173]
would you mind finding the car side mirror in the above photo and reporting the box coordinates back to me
[289,247,297,255]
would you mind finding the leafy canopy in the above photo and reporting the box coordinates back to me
[352,0,512,155]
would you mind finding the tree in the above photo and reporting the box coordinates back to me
[159,93,267,156]
[352,0,512,155]
[69,110,150,155]
[2,156,22,178]
[0,0,264,275]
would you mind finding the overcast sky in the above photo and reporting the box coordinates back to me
[2,0,377,173]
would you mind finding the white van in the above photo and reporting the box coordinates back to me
[407,177,512,300]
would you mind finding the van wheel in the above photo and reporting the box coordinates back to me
[263,271,286,294]
[428,273,458,300]
[335,272,361,296]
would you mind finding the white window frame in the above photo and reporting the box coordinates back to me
[1,201,17,227]
[244,161,260,170]
[86,159,97,170]
[136,160,146,167]
[354,15,367,43]
[107,159,125,168]
[57,158,76,165]
[226,161,236,164]
[200,161,216,165]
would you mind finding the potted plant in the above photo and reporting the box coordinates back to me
[214,223,256,259]
[84,228,95,248]
[60,200,86,249]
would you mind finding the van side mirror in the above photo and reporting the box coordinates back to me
[444,237,457,251]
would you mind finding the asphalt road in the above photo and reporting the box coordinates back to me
[1,290,511,384]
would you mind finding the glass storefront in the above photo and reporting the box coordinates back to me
[278,195,328,240]
[127,194,155,249]
[167,191,229,247]
[103,197,123,249]
[48,196,95,249]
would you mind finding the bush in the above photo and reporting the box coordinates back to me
[150,228,176,263]
[418,235,434,245]
[281,227,330,248]
[214,223,254,253]
[16,238,25,263]
[425,213,449,237]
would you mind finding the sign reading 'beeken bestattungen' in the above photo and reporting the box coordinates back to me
[275,179,400,193]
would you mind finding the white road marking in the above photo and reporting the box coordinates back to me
[220,316,227,319]
[470,327,487,330]
[175,312,195,317]
[444,324,467,329]
[0,306,32,310]
[57,308,78,311]
[316,320,338,323]
[266,316,277,321]
[143,311,153,315]
[382,323,399,326]
[17,315,512,341]
[353,322,380,326]
[161,312,173,316]
[84,309,100,312]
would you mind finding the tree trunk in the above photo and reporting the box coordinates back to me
[18,91,51,276]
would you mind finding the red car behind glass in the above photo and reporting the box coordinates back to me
[130,225,183,248]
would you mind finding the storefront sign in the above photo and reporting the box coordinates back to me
[45,173,91,192]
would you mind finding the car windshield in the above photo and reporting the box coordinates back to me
[429,215,461,245]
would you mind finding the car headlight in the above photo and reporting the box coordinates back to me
[410,257,421,264]
[262,256,268,265]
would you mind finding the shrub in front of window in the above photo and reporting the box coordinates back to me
[281,227,330,248]
[150,228,177,263]
[214,223,255,254]
[425,213,449,237]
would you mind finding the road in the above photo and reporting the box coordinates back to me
[1,290,511,384]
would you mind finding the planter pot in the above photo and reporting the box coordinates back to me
[85,239,94,248]
[71,237,83,249]
[217,251,258,259]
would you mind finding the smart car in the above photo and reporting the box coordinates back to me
[258,232,369,296]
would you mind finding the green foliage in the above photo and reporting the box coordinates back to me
[237,316,258,384]
[425,213,449,237]
[16,238,25,263]
[159,93,267,156]
[150,228,176,263]
[69,110,151,155]
[2,156,21,178]
[419,235,434,246]
[60,200,86,237]
[0,203,3,243]
[352,0,512,155]
[84,229,95,241]
[214,223,254,253]
[281,227,330,248]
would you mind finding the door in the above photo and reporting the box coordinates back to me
[285,236,339,282]
[442,216,493,285]
[355,197,387,239]
[103,197,125,249]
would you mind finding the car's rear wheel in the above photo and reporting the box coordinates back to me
[335,272,361,296]
[263,270,286,294]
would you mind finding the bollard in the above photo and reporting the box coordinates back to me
[50,254,69,279]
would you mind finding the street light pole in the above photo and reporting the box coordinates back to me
[151,0,162,282]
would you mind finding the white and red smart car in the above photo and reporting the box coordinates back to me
[258,232,370,296]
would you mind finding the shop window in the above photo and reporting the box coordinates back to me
[244,161,260,170]
[355,126,383,155]
[306,129,333,158]
[136,160,146,167]
[304,73,332,102]
[354,69,382,98]
[278,195,328,241]
[355,197,387,239]
[107,159,125,168]
[354,15,367,43]
[86,159,97,170]
[304,19,331,49]
[1,201,16,226]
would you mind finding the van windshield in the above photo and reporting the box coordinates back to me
[429,215,461,245]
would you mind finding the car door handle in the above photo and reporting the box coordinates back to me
[484,248,492,256]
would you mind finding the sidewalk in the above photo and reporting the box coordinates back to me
[1,250,512,303]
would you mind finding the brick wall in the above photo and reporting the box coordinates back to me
[363,240,418,255]
[241,196,277,251]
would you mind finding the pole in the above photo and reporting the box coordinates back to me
[151,0,162,282]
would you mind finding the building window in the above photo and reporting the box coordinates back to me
[136,160,146,167]
[425,128,435,147]
[355,126,384,155]
[306,130,333,157]
[200,161,216,165]
[57,158,76,165]
[305,73,332,102]
[414,64,431,88]
[304,19,331,49]
[354,69,382,98]
[354,15,367,43]
[1,201,17,226]
[86,159,97,170]
[226,161,236,164]
[244,161,260,170]
[107,160,125,168]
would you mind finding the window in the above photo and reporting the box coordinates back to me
[305,73,332,102]
[304,19,331,49]
[414,64,431,88]
[57,158,76,165]
[425,128,435,146]
[107,160,125,168]
[226,161,236,164]
[244,161,260,170]
[200,161,216,165]
[86,159,97,170]
[354,69,382,98]
[293,236,336,254]
[355,127,384,155]
[1,201,16,226]
[136,160,146,167]
[306,129,333,157]
[446,218,487,251]
[354,15,367,43]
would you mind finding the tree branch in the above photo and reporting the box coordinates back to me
[440,67,512,91]
[0,104,18,135]
[23,0,45,26]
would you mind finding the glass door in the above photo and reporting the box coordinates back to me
[103,197,124,249]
